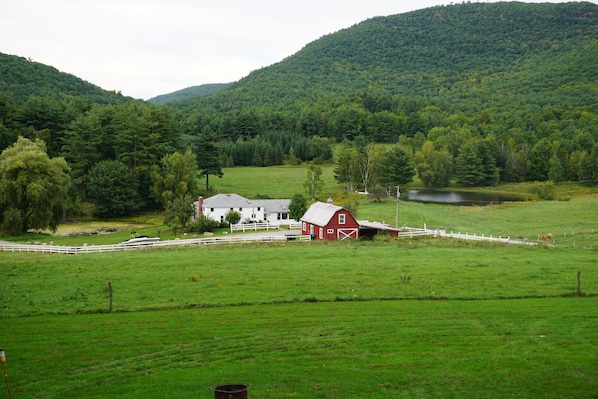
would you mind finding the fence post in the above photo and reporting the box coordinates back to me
[108,282,113,311]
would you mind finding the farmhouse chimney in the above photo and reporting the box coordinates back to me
[198,196,204,218]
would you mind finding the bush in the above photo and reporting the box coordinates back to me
[529,182,557,200]
[191,216,220,233]
[225,210,241,225]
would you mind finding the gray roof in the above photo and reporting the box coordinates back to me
[203,193,253,208]
[259,199,291,213]
[301,201,343,226]
[201,194,290,213]
[358,220,401,232]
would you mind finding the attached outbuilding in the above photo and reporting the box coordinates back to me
[300,201,359,240]
[357,220,402,239]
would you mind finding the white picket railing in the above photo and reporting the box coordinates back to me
[394,227,535,245]
[230,222,280,233]
[0,223,537,255]
[230,222,301,233]
[0,234,312,255]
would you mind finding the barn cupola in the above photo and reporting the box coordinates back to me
[327,197,333,205]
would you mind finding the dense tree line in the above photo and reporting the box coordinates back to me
[0,91,222,233]
[1,2,598,234]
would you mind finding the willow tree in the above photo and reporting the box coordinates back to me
[0,136,70,235]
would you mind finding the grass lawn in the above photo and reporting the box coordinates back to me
[4,298,597,399]
[2,240,597,317]
[1,168,597,398]
[214,164,345,198]
[2,237,597,398]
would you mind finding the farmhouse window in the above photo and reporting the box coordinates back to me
[338,214,346,224]
[327,229,334,234]
[258,207,261,211]
[210,208,214,212]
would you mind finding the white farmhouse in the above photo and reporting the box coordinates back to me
[193,194,296,226]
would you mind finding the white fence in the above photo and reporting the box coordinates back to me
[394,226,535,245]
[0,234,312,255]
[230,222,301,233]
[0,223,537,255]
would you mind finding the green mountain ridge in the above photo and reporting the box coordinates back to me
[148,83,232,105]
[0,52,132,104]
[172,1,598,116]
[0,1,597,231]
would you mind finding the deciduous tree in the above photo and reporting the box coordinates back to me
[414,141,454,188]
[304,165,324,201]
[150,149,199,207]
[0,136,70,234]
[289,193,308,221]
[86,160,141,217]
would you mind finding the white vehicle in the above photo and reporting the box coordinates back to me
[120,236,160,246]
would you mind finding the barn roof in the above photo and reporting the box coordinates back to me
[301,201,344,226]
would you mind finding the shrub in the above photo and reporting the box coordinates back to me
[529,182,557,200]
[191,216,220,233]
[225,210,241,225]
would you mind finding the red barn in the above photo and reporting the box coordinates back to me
[301,201,359,240]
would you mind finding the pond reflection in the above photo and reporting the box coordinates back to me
[405,189,525,206]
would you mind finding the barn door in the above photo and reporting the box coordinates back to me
[337,228,358,240]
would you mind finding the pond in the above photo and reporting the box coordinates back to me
[404,189,526,206]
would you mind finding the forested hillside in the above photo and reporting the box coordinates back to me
[148,83,231,105]
[175,1,598,114]
[0,53,131,104]
[1,2,597,236]
[170,1,598,185]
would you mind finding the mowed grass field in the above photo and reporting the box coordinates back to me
[2,166,598,398]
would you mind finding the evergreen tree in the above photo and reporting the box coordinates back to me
[194,132,223,191]
[377,145,416,195]
[62,108,103,199]
[455,140,498,187]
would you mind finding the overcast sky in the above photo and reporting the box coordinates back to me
[1,0,592,100]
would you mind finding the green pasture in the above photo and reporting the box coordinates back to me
[213,164,344,198]
[1,241,597,317]
[2,237,598,398]
[3,298,597,398]
[1,168,597,398]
